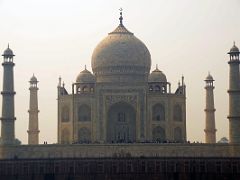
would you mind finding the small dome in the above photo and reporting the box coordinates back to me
[76,67,95,83]
[2,45,14,57]
[205,73,214,81]
[30,74,38,82]
[148,66,167,83]
[30,75,37,81]
[229,42,239,53]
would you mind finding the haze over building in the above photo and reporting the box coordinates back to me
[0,6,239,179]
[0,1,239,143]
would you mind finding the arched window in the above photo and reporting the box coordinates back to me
[78,105,91,121]
[174,127,182,142]
[149,85,153,91]
[61,106,69,122]
[173,104,182,121]
[78,128,91,143]
[82,86,89,92]
[162,86,166,93]
[152,126,166,142]
[77,86,81,94]
[155,85,161,91]
[152,104,165,121]
[61,128,70,144]
[90,86,94,92]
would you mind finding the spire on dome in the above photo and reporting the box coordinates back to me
[109,8,133,35]
[119,8,123,26]
[153,64,161,72]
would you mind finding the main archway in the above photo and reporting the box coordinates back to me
[107,102,136,143]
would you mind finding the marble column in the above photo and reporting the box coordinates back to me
[204,73,216,143]
[0,45,16,145]
[27,74,40,144]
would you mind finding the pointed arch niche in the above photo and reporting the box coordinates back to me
[152,103,165,121]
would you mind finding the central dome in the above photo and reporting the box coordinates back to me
[91,18,151,83]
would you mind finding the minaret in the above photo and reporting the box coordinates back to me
[228,42,240,143]
[27,74,40,144]
[204,73,216,143]
[0,45,16,145]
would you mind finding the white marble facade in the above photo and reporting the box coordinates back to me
[57,17,186,144]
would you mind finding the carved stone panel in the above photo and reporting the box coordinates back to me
[105,95,137,108]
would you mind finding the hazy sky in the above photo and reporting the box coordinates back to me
[0,0,239,144]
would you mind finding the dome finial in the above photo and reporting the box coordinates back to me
[181,74,184,86]
[119,8,123,26]
[234,41,236,46]
[85,65,87,70]
[153,64,161,72]
[7,43,9,49]
[58,76,62,87]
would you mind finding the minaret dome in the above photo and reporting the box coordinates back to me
[2,44,15,58]
[30,74,38,88]
[229,42,239,53]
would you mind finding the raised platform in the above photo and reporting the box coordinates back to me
[0,143,239,159]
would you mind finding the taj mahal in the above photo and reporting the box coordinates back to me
[0,11,239,179]
[57,12,186,145]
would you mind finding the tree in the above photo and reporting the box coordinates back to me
[217,137,228,143]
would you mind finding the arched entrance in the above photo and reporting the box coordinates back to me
[174,127,182,142]
[107,102,136,143]
[78,128,91,143]
[152,126,166,142]
[61,128,70,144]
